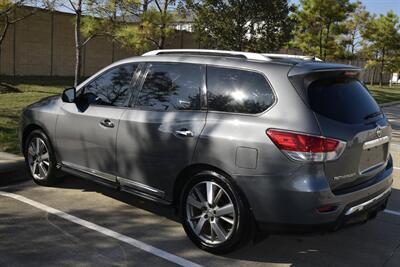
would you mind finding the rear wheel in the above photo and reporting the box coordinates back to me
[180,171,251,254]
[24,130,61,186]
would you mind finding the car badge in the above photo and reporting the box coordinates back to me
[376,126,382,138]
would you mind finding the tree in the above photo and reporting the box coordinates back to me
[83,0,142,37]
[141,0,178,49]
[291,0,356,60]
[83,0,181,56]
[362,11,400,86]
[188,0,293,52]
[339,1,369,63]
[82,0,142,62]
[116,0,182,51]
[63,0,94,86]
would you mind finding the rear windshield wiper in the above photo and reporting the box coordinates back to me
[364,111,382,120]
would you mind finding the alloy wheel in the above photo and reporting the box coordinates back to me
[185,181,237,245]
[27,137,50,180]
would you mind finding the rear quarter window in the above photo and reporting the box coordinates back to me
[207,66,275,114]
[308,78,381,124]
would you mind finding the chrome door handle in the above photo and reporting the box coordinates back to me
[175,129,194,137]
[100,119,115,128]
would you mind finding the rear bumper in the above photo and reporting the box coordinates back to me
[257,186,390,233]
[234,157,393,233]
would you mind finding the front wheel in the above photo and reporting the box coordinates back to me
[24,129,62,186]
[180,171,251,254]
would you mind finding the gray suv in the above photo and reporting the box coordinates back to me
[20,49,393,254]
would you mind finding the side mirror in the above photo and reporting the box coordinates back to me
[62,87,76,103]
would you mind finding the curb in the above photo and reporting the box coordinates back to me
[0,152,29,185]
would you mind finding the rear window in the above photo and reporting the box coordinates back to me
[308,79,381,124]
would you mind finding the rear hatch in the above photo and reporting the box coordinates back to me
[289,62,391,192]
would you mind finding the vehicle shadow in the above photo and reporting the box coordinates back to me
[31,175,400,266]
[53,175,180,223]
[228,187,400,266]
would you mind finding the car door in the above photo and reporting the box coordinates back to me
[56,63,141,182]
[116,62,206,200]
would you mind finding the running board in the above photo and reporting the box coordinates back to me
[59,162,171,206]
[117,177,165,198]
[117,177,170,205]
[119,185,171,206]
[61,164,117,189]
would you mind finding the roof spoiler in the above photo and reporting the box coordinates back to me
[262,53,323,61]
[288,62,362,103]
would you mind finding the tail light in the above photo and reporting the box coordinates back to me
[266,129,346,162]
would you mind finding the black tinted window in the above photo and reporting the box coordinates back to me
[136,63,203,111]
[83,64,137,107]
[308,79,381,124]
[207,67,275,114]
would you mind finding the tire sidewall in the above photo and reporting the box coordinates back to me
[180,170,249,254]
[24,130,58,186]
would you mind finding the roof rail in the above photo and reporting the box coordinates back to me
[142,49,270,61]
[262,53,323,61]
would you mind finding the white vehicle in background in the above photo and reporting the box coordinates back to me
[391,73,400,85]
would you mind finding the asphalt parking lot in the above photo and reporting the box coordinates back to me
[2,105,400,267]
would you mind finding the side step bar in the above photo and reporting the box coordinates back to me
[60,163,171,206]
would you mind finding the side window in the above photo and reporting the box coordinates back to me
[135,63,203,111]
[83,63,138,107]
[207,66,275,114]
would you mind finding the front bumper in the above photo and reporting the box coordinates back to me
[234,157,393,233]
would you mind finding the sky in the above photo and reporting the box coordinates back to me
[291,0,400,15]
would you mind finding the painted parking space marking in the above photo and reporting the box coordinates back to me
[0,191,202,267]
[384,209,400,217]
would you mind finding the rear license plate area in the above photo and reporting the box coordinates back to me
[359,143,388,174]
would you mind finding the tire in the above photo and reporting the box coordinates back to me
[180,170,251,254]
[24,129,62,186]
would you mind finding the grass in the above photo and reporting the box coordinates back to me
[367,84,400,104]
[0,76,74,154]
[0,76,399,155]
